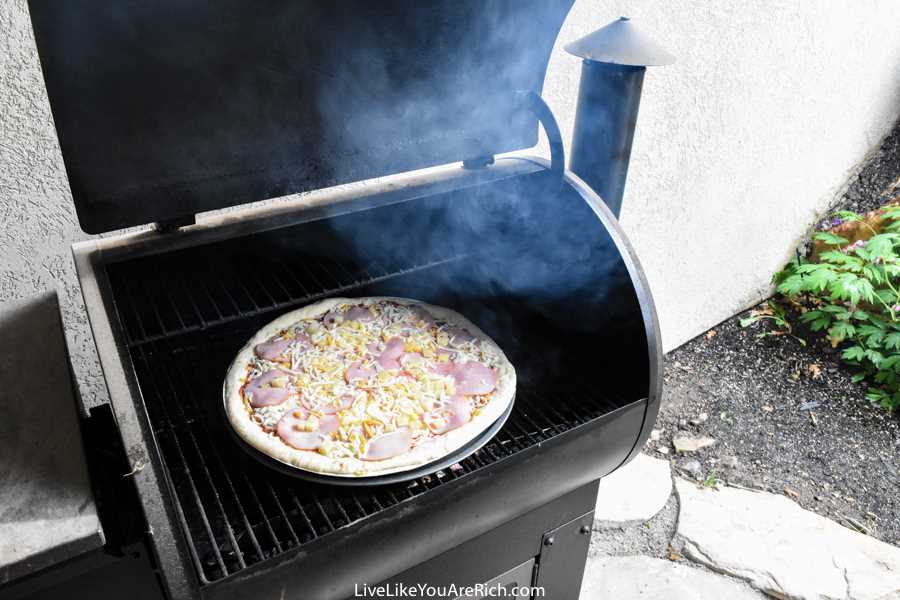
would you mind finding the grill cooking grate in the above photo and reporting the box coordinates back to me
[109,250,623,584]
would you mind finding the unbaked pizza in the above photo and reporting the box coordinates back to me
[224,297,515,477]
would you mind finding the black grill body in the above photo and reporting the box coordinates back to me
[27,1,662,597]
[71,160,660,598]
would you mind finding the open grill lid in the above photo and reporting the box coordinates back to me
[28,0,574,234]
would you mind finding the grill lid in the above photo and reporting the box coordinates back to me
[28,0,574,234]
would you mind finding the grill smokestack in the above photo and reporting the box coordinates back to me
[565,17,673,217]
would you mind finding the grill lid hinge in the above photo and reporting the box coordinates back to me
[154,214,196,233]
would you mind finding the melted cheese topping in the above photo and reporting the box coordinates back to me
[242,300,503,460]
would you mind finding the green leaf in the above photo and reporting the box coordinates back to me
[819,250,863,271]
[862,265,885,284]
[739,316,760,328]
[821,305,849,316]
[805,268,836,291]
[799,310,832,331]
[829,273,874,305]
[829,321,856,342]
[866,349,885,365]
[813,232,849,246]
[851,372,867,383]
[865,234,897,259]
[835,210,863,222]
[878,354,900,370]
[776,274,804,297]
[842,345,866,361]
[884,332,900,351]
[858,324,886,347]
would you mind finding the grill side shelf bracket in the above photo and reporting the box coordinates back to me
[533,511,594,600]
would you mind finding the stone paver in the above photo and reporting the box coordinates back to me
[594,453,672,522]
[676,478,900,600]
[581,556,765,599]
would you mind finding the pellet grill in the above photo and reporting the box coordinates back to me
[23,1,662,598]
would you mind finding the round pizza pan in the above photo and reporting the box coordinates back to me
[221,395,515,487]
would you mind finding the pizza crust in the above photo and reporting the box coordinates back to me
[223,297,516,477]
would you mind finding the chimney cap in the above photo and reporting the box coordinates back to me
[564,16,674,67]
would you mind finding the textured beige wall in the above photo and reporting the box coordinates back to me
[0,2,107,406]
[2,1,900,409]
[543,1,900,350]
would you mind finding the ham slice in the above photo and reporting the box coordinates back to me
[425,396,473,434]
[429,361,455,376]
[275,413,323,450]
[451,361,498,395]
[408,306,435,325]
[345,361,375,383]
[318,414,340,434]
[345,306,375,322]
[446,326,476,347]
[428,361,498,395]
[377,337,405,370]
[326,305,375,327]
[244,370,292,407]
[254,337,291,361]
[255,333,312,361]
[362,428,412,461]
[275,409,339,449]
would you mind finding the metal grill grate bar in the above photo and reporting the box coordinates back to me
[120,254,465,348]
[111,250,630,584]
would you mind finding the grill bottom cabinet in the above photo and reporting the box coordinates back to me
[67,160,660,599]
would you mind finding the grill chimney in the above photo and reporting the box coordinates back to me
[565,17,673,217]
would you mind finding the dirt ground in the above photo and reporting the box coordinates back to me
[651,314,900,545]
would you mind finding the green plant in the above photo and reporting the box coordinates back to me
[739,300,805,345]
[775,208,900,411]
[702,471,721,488]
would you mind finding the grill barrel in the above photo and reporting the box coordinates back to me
[69,160,661,598]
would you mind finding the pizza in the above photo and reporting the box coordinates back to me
[223,297,516,477]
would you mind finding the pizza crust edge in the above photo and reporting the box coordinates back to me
[223,297,517,477]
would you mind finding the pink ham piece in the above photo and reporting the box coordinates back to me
[254,337,291,361]
[275,412,323,450]
[451,361,498,395]
[317,414,340,434]
[345,361,375,383]
[244,370,292,407]
[326,305,375,327]
[429,361,455,376]
[446,326,476,347]
[377,337,405,370]
[362,428,412,461]
[345,306,375,322]
[255,333,312,361]
[425,396,473,434]
[408,306,435,325]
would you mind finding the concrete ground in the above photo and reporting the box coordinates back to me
[585,452,900,599]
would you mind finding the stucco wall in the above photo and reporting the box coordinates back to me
[543,1,900,350]
[2,1,900,408]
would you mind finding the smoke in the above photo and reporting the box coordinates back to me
[280,0,650,392]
